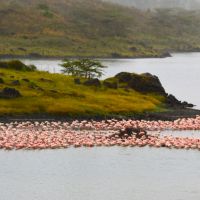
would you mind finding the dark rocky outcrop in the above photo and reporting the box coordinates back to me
[160,52,172,58]
[129,47,137,52]
[0,87,21,98]
[182,101,194,108]
[50,90,58,93]
[114,72,194,108]
[115,72,132,83]
[111,52,122,58]
[28,53,42,58]
[103,80,118,89]
[166,94,194,108]
[165,94,182,107]
[119,128,148,139]
[74,78,81,85]
[29,83,44,91]
[108,127,148,139]
[39,78,53,83]
[115,72,166,95]
[17,47,27,51]
[22,78,30,82]
[0,78,4,84]
[84,79,101,87]
[11,80,20,86]
[0,60,36,71]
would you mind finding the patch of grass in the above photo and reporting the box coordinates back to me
[0,68,166,117]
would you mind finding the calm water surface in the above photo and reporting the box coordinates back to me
[21,52,200,108]
[1,53,200,199]
[1,147,200,200]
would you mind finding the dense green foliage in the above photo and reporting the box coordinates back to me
[1,0,200,58]
[0,60,36,71]
[61,59,106,78]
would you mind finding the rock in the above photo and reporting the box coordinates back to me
[160,52,172,58]
[0,61,8,69]
[103,81,118,89]
[17,47,26,51]
[74,78,81,85]
[37,87,44,91]
[22,78,30,82]
[129,47,137,52]
[0,87,21,98]
[119,128,148,139]
[111,52,122,58]
[39,78,53,83]
[9,60,33,71]
[124,86,130,92]
[165,94,194,108]
[113,72,194,109]
[0,78,4,84]
[29,83,44,91]
[108,127,148,139]
[166,94,182,107]
[28,53,42,58]
[140,73,166,94]
[182,101,194,108]
[84,79,101,87]
[50,90,58,93]
[115,72,166,94]
[11,80,20,86]
[115,72,132,83]
[141,73,155,78]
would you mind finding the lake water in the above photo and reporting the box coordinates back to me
[1,53,200,200]
[21,52,200,108]
[1,146,200,200]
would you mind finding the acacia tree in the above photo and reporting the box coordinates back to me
[60,59,107,79]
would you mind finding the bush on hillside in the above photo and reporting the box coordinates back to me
[0,60,37,71]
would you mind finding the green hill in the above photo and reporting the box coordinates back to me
[1,0,200,58]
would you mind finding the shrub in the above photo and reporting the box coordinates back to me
[0,60,37,71]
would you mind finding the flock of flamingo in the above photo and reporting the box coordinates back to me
[0,116,200,150]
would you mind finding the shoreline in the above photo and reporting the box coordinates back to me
[0,108,200,123]
[0,53,172,60]
[0,50,200,60]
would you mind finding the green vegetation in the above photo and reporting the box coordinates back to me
[61,59,107,78]
[0,63,166,117]
[1,0,200,58]
[0,60,36,71]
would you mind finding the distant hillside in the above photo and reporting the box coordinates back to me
[1,0,200,58]
[104,0,200,10]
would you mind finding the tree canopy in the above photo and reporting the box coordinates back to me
[61,59,107,79]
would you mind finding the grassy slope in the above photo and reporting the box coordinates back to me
[1,0,200,58]
[0,68,165,117]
